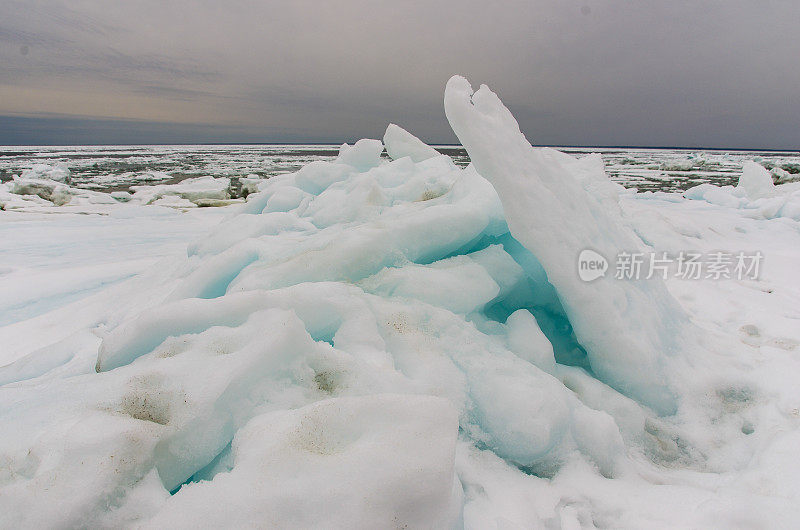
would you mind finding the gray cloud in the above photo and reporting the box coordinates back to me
[0,0,798,148]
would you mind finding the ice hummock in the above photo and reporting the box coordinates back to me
[2,78,800,528]
[683,159,800,220]
[0,118,628,526]
[444,75,688,415]
[20,163,72,183]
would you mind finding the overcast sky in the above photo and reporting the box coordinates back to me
[1,0,798,148]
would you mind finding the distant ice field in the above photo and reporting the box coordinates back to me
[2,144,799,193]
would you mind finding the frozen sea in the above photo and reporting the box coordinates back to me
[2,83,800,529]
[2,144,799,193]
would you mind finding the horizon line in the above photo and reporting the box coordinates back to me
[1,142,798,153]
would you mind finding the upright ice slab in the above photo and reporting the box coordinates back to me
[444,75,685,414]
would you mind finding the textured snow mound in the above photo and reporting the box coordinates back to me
[144,394,463,528]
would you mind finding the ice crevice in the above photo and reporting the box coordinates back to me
[0,76,733,528]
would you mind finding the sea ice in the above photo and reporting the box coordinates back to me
[20,163,71,183]
[383,123,441,162]
[130,176,236,206]
[684,160,800,220]
[2,77,800,529]
[737,160,776,199]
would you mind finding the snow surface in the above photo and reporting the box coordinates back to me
[2,77,800,528]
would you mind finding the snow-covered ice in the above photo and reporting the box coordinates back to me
[684,160,800,220]
[2,77,800,528]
